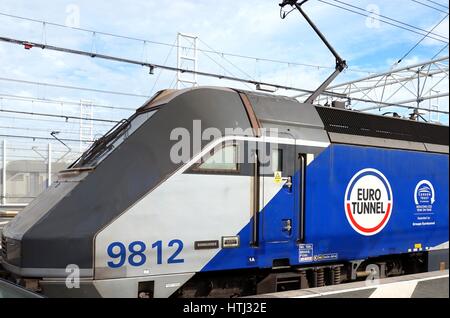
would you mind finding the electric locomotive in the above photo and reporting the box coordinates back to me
[1,86,448,297]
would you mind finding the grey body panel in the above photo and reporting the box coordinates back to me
[4,178,82,241]
[245,91,329,143]
[246,92,323,129]
[5,88,253,271]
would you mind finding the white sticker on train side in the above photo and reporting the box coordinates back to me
[414,180,435,212]
[298,244,314,263]
[412,180,436,227]
[344,168,393,236]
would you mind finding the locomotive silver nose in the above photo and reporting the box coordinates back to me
[1,234,20,267]
[1,170,89,277]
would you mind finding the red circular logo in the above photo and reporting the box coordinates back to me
[344,169,393,236]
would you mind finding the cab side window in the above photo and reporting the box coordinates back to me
[197,143,239,172]
[271,149,283,173]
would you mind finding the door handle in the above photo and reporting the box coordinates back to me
[283,219,292,235]
[282,176,293,191]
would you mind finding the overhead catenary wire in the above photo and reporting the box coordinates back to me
[0,135,92,149]
[430,43,449,60]
[422,0,449,9]
[0,114,113,128]
[6,147,80,156]
[0,133,93,143]
[149,38,177,95]
[423,0,449,9]
[0,93,137,112]
[0,35,348,99]
[0,11,372,74]
[200,50,256,90]
[5,145,84,155]
[396,13,449,65]
[198,38,256,81]
[0,76,151,98]
[0,124,106,138]
[1,35,446,112]
[411,0,449,14]
[0,107,120,123]
[317,0,448,43]
[192,40,255,90]
[186,36,256,87]
[331,0,448,40]
[0,153,80,161]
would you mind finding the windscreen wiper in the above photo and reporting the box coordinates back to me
[69,119,130,168]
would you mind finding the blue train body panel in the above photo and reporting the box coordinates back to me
[202,144,449,272]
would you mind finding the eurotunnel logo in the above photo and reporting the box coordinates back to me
[344,168,393,236]
[414,180,435,213]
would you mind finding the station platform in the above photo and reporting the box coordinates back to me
[254,270,449,298]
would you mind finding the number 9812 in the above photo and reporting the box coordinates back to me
[106,240,184,268]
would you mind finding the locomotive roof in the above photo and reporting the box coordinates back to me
[138,86,449,150]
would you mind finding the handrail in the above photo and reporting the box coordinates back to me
[298,154,306,243]
[251,151,260,247]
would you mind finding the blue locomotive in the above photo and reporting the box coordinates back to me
[1,87,448,297]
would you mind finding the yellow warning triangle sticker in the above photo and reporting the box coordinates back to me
[274,171,282,184]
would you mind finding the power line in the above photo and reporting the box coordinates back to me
[1,35,445,112]
[0,114,113,127]
[0,133,93,143]
[331,0,448,40]
[430,43,449,60]
[0,11,372,74]
[0,153,78,161]
[0,76,151,98]
[318,0,448,43]
[0,93,136,112]
[0,135,89,149]
[412,0,449,14]
[0,35,348,99]
[0,107,119,123]
[191,38,255,90]
[396,13,449,64]
[423,0,448,9]
[149,38,177,95]
[4,145,83,154]
[0,124,105,138]
[198,38,256,81]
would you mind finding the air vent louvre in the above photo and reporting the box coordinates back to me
[316,107,449,146]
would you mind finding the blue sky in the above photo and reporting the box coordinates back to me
[0,0,448,159]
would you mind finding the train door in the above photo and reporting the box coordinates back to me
[260,142,298,244]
